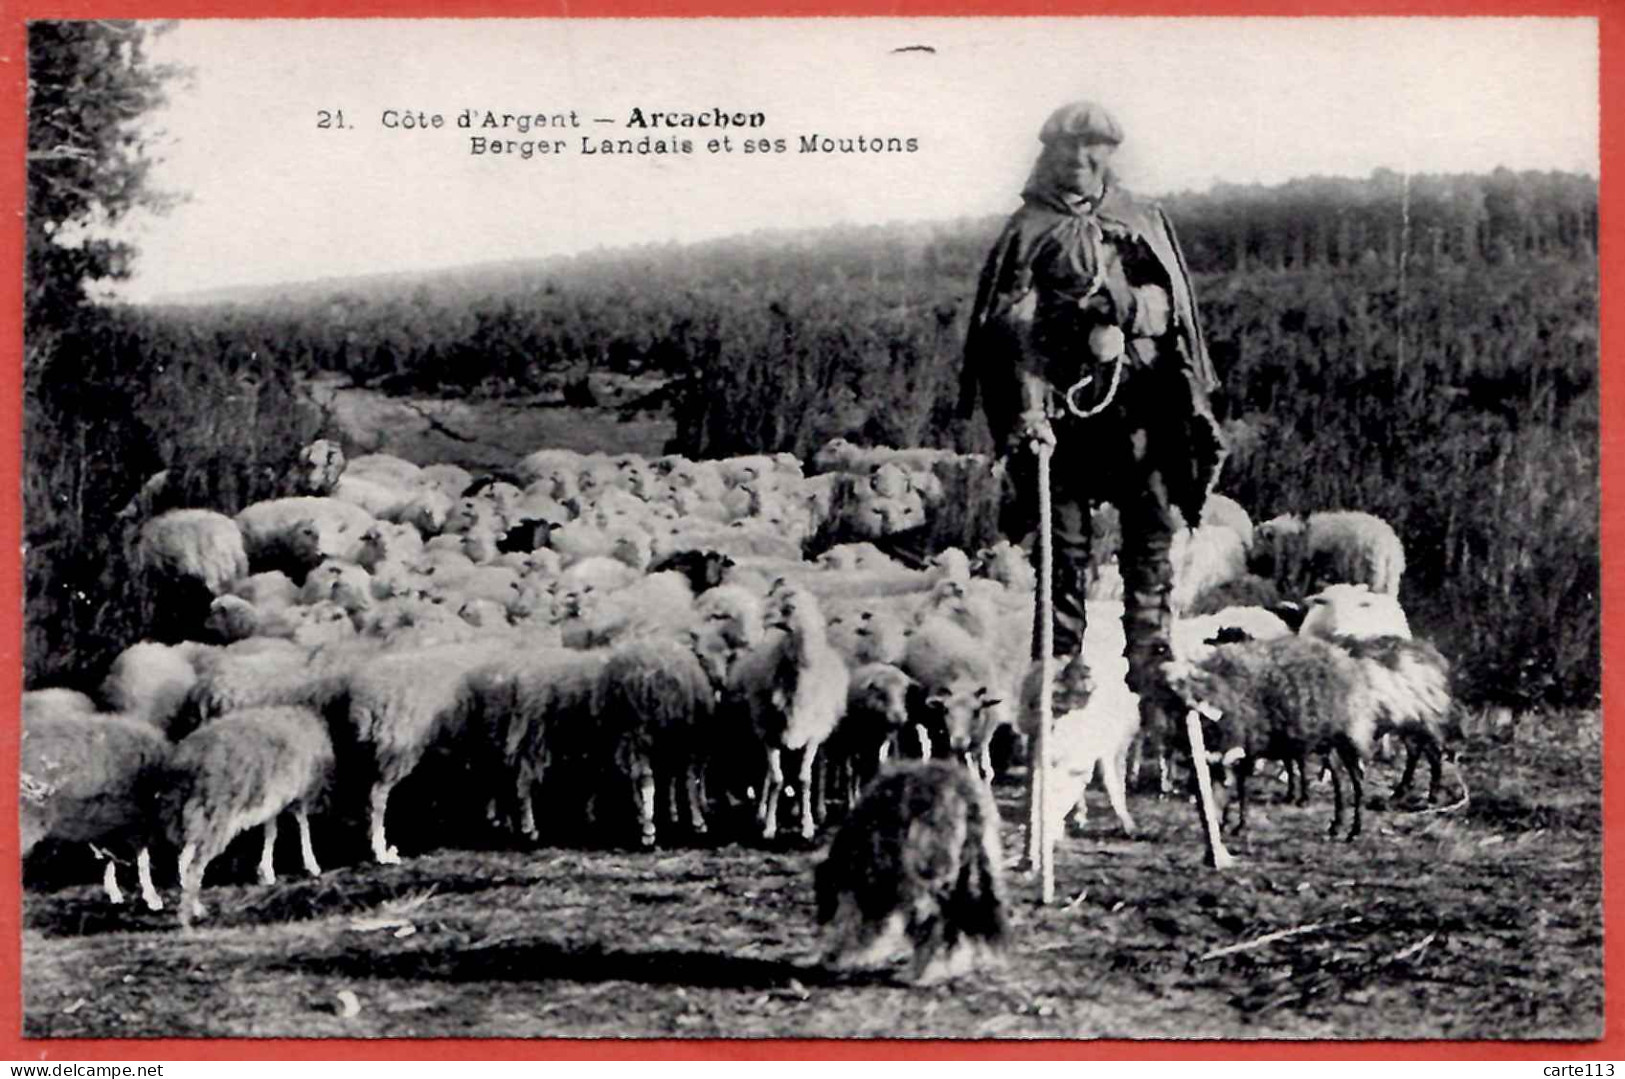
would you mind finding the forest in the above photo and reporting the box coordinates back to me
[24,24,1599,717]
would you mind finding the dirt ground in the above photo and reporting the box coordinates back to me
[22,711,1602,1042]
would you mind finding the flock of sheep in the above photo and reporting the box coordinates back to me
[21,434,1460,982]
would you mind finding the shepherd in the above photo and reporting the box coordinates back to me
[959,100,1232,867]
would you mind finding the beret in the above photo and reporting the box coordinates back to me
[1037,100,1124,146]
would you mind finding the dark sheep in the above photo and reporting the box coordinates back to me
[815,760,1010,984]
[649,549,737,595]
[497,517,555,554]
[1164,635,1375,841]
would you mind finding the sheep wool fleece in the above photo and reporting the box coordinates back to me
[959,151,1225,713]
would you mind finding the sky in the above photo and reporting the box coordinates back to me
[109,17,1600,301]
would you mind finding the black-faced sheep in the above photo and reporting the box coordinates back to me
[815,760,1009,984]
[156,705,333,925]
[823,663,923,809]
[649,549,736,595]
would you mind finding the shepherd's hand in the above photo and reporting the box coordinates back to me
[1012,409,1057,455]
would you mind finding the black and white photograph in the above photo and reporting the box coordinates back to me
[19,16,1603,1041]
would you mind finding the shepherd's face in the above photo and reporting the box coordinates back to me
[1045,136,1117,200]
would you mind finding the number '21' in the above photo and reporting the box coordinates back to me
[316,110,348,130]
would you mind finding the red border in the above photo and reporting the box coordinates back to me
[0,0,1617,1062]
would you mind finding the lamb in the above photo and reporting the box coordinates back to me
[723,587,850,841]
[1251,511,1406,596]
[823,663,923,807]
[1163,636,1376,840]
[155,705,333,925]
[135,509,250,599]
[20,712,169,912]
[591,635,717,847]
[815,760,1009,985]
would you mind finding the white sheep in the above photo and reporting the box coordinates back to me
[1019,648,1140,839]
[902,616,1013,782]
[292,439,346,496]
[1169,524,1248,615]
[817,542,897,573]
[723,587,850,841]
[825,603,909,668]
[22,688,98,723]
[135,509,250,598]
[344,452,423,488]
[1200,492,1255,552]
[344,642,503,863]
[973,540,1036,593]
[418,463,474,499]
[815,759,1009,984]
[1252,511,1406,597]
[235,497,376,582]
[20,711,168,911]
[156,705,333,925]
[557,570,694,650]
[98,641,198,737]
[1298,583,1412,641]
[231,570,299,610]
